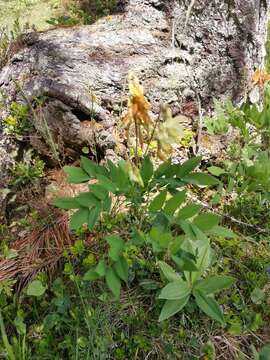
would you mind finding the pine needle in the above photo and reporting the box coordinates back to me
[0,213,74,291]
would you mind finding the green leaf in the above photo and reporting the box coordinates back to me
[63,166,90,184]
[168,235,185,255]
[208,166,226,176]
[82,147,89,154]
[158,296,189,321]
[102,195,112,212]
[105,235,125,262]
[193,290,225,324]
[5,249,18,259]
[83,270,99,281]
[177,204,202,220]
[182,173,220,186]
[208,226,236,238]
[156,178,185,188]
[175,156,202,178]
[70,208,89,230]
[149,190,167,212]
[250,313,263,332]
[112,160,130,191]
[158,261,181,282]
[26,280,46,297]
[14,316,26,335]
[141,156,154,186]
[258,344,270,360]
[95,165,110,178]
[193,213,221,231]
[96,174,117,193]
[163,191,186,216]
[80,156,98,177]
[158,279,191,300]
[159,232,173,249]
[105,267,121,299]
[113,256,129,282]
[149,227,170,252]
[194,276,235,294]
[107,160,118,181]
[191,237,211,282]
[178,220,197,240]
[172,254,198,272]
[53,197,80,209]
[139,279,160,290]
[95,260,107,277]
[251,288,265,305]
[227,178,235,192]
[228,321,242,336]
[76,192,100,208]
[152,213,170,232]
[154,160,172,178]
[90,184,108,200]
[88,204,101,230]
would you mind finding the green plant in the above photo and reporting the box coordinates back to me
[84,235,129,299]
[205,86,270,212]
[3,102,31,140]
[32,96,61,164]
[0,309,16,360]
[180,130,194,148]
[10,150,44,186]
[204,98,230,135]
[52,73,238,325]
[0,281,31,360]
[53,152,237,325]
[157,256,235,323]
[68,0,118,24]
[0,27,10,69]
[46,15,79,27]
[0,18,30,70]
[251,343,270,360]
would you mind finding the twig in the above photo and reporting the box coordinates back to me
[144,350,154,360]
[184,0,196,30]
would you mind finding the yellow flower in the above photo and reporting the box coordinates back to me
[252,68,270,88]
[128,72,152,129]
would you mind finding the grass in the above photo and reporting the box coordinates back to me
[0,0,119,32]
[0,0,59,31]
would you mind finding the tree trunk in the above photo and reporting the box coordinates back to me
[0,0,269,214]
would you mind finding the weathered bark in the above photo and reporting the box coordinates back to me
[0,0,269,210]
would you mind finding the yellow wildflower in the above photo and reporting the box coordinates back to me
[252,68,270,88]
[127,71,152,130]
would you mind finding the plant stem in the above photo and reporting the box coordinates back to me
[144,111,161,157]
[134,117,139,165]
[0,309,16,360]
